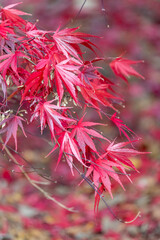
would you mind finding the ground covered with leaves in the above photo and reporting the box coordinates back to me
[0,154,160,240]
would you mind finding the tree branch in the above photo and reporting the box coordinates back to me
[1,137,77,213]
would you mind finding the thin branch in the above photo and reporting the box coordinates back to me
[1,137,77,213]
[74,0,87,21]
[100,0,110,28]
[0,141,60,183]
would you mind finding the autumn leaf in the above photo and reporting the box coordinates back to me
[83,140,146,207]
[111,113,136,140]
[110,56,144,82]
[1,2,31,26]
[0,20,14,38]
[104,140,146,171]
[69,115,107,156]
[47,131,83,175]
[54,58,83,103]
[0,115,26,151]
[80,79,119,112]
[52,27,96,59]
[83,153,126,200]
[0,51,28,80]
[30,100,75,139]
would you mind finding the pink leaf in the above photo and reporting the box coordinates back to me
[110,56,144,82]
[0,115,26,151]
[31,100,74,139]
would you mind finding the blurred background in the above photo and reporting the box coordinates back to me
[0,0,160,239]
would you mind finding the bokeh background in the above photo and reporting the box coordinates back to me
[0,0,160,239]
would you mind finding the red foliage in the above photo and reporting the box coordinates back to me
[110,55,144,83]
[0,1,147,223]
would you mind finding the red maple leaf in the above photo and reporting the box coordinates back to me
[94,184,104,213]
[80,79,119,112]
[84,155,126,199]
[35,56,52,88]
[110,56,144,82]
[82,140,146,210]
[104,140,145,171]
[1,2,31,26]
[22,70,46,101]
[54,58,83,103]
[0,51,28,80]
[52,27,96,59]
[0,20,14,38]
[79,60,103,85]
[69,115,107,156]
[47,131,83,174]
[30,100,75,139]
[0,115,26,151]
[22,53,55,100]
[24,22,50,54]
[111,113,136,140]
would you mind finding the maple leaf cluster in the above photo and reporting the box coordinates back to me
[0,2,145,210]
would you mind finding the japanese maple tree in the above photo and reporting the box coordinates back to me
[0,2,146,223]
